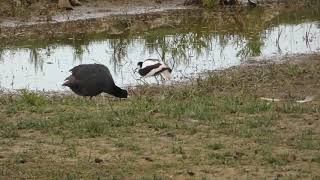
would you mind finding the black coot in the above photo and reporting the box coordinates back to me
[63,64,128,98]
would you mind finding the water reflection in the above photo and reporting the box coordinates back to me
[0,7,319,91]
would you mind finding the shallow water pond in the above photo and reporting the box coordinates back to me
[0,7,319,91]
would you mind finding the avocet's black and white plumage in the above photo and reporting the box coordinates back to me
[62,64,128,98]
[137,59,172,80]
[219,0,257,6]
[248,0,257,6]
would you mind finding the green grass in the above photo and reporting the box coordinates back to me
[201,0,218,8]
[263,151,290,166]
[0,57,320,179]
[292,130,320,150]
[0,125,19,138]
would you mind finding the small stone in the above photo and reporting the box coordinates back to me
[176,170,183,175]
[277,173,283,178]
[58,0,73,10]
[279,123,286,129]
[18,159,26,164]
[70,0,82,6]
[13,0,22,6]
[201,169,209,173]
[187,170,195,176]
[94,158,103,163]
[143,156,153,162]
[188,118,199,123]
[165,132,175,137]
[287,154,296,162]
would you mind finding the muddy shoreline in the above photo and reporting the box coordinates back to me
[0,9,191,43]
[0,0,307,45]
[0,0,189,43]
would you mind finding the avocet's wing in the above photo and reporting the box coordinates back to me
[142,59,160,68]
[160,70,172,80]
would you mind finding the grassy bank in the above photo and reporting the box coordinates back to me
[0,54,320,179]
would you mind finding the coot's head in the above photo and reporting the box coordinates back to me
[112,87,128,98]
[120,89,128,98]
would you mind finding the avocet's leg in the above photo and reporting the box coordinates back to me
[160,74,165,84]
[154,76,160,85]
[137,77,149,85]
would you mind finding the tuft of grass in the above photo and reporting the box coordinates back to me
[159,95,221,121]
[208,151,242,165]
[218,97,272,114]
[65,173,78,180]
[207,143,224,150]
[202,0,218,8]
[114,138,141,152]
[263,153,287,166]
[172,143,185,154]
[277,102,320,114]
[291,130,320,150]
[261,149,294,166]
[11,151,31,164]
[65,144,78,158]
[247,113,279,128]
[0,125,19,138]
[286,65,305,77]
[19,89,47,107]
[218,113,279,142]
[312,154,320,164]
[148,119,171,130]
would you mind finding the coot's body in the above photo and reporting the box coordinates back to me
[63,64,127,98]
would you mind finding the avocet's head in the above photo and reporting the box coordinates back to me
[137,62,143,68]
